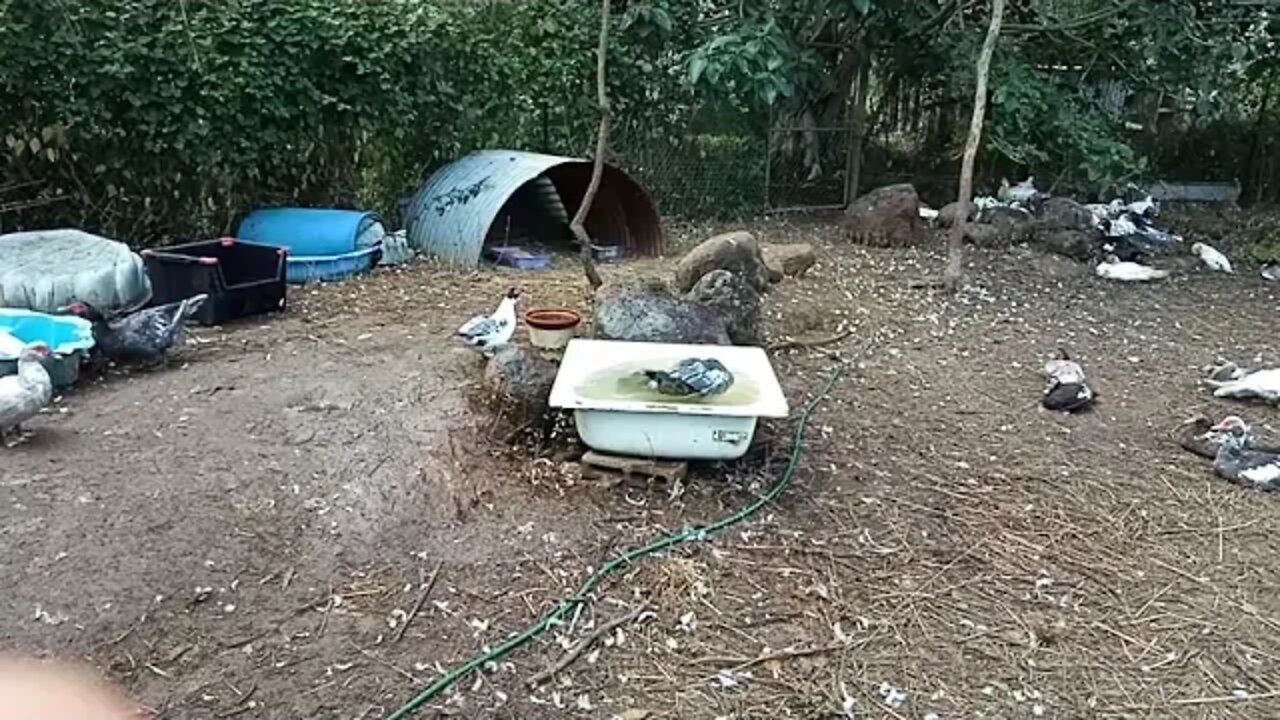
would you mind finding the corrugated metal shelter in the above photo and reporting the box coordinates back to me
[403,150,663,266]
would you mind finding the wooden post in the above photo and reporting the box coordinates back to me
[943,0,1005,293]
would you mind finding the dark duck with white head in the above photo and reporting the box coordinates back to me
[62,294,207,367]
[643,358,734,398]
[1203,416,1280,492]
[1041,349,1095,413]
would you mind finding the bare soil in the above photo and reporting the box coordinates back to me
[3,218,1280,720]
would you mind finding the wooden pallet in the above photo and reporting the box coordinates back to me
[581,450,688,482]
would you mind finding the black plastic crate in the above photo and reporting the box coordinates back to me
[142,237,288,326]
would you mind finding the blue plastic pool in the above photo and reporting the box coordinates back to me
[0,308,95,388]
[238,208,385,256]
[286,245,382,284]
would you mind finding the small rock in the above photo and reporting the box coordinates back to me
[938,201,974,228]
[673,231,776,294]
[963,224,1011,248]
[685,270,762,345]
[483,345,559,416]
[761,243,816,278]
[842,183,923,247]
[593,281,730,345]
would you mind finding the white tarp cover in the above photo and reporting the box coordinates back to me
[0,229,151,313]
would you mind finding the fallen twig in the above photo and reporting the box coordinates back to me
[353,642,424,684]
[527,603,649,686]
[767,328,852,353]
[394,559,444,643]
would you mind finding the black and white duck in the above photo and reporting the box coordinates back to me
[1203,416,1280,491]
[63,294,207,368]
[1041,349,1096,413]
[642,358,734,397]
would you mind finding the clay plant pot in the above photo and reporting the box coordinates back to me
[524,308,582,350]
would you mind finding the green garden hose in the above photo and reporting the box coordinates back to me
[383,364,846,720]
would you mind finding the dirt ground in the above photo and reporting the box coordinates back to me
[3,217,1280,720]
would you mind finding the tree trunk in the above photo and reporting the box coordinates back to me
[845,45,870,205]
[571,0,610,292]
[943,0,1005,293]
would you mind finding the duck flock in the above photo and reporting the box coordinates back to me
[926,177,1280,283]
[0,294,207,447]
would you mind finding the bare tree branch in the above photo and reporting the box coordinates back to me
[943,0,1005,293]
[571,0,611,292]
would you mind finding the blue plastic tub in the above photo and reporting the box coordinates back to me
[286,245,382,284]
[237,208,386,256]
[0,308,95,388]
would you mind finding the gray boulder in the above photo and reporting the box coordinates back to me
[483,345,559,416]
[1037,197,1096,231]
[593,281,730,345]
[976,205,1034,243]
[673,231,776,294]
[685,269,762,345]
[843,183,922,247]
[761,243,817,278]
[1034,229,1097,261]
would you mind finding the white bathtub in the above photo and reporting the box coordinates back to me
[548,339,790,460]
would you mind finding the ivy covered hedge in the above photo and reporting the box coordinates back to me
[0,0,693,244]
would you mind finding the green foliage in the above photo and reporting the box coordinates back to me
[0,0,694,242]
[987,55,1143,188]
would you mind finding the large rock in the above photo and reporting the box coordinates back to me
[593,281,730,345]
[685,270,762,345]
[761,243,816,278]
[1037,197,1096,231]
[1034,229,1097,261]
[483,345,558,416]
[842,184,923,247]
[963,224,1012,248]
[673,231,776,294]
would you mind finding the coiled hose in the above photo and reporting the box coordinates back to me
[384,364,846,720]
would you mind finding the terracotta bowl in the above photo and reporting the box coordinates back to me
[524,308,582,349]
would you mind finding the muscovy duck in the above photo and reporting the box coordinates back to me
[0,342,53,447]
[1096,255,1169,282]
[456,287,520,353]
[1191,242,1232,273]
[1041,349,1095,413]
[997,177,1041,207]
[1262,264,1279,282]
[643,358,734,397]
[63,294,207,367]
[1204,416,1280,491]
[1204,367,1280,404]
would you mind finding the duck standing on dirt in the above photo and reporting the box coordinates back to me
[1204,416,1280,491]
[0,342,53,447]
[62,294,207,368]
[1095,255,1169,282]
[1041,349,1095,413]
[1191,242,1232,273]
[456,287,520,353]
[643,358,734,397]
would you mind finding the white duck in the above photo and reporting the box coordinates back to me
[1204,366,1280,404]
[1262,264,1279,282]
[0,342,53,447]
[997,177,1040,206]
[917,205,939,222]
[1125,194,1158,218]
[1203,416,1280,491]
[1041,349,1095,413]
[1191,242,1232,273]
[456,287,521,352]
[1095,255,1169,282]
